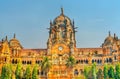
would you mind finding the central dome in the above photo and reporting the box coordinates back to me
[53,8,72,25]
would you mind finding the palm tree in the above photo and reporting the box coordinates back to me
[66,56,76,78]
[66,56,76,68]
[40,56,51,79]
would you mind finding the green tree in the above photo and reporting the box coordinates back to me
[97,69,103,79]
[1,65,6,79]
[91,63,97,79]
[103,64,108,79]
[108,65,114,79]
[84,66,91,79]
[15,63,22,79]
[1,64,12,79]
[115,63,120,79]
[41,57,51,79]
[66,56,76,68]
[32,65,38,79]
[25,65,31,79]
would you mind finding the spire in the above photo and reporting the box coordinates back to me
[14,33,16,38]
[109,31,111,36]
[61,7,64,15]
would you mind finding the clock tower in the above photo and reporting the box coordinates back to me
[47,8,76,55]
[47,8,77,78]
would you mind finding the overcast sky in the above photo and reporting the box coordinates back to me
[0,0,120,48]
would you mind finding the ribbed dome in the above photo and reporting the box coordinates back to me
[10,38,19,42]
[104,36,114,42]
[53,8,72,25]
[9,34,20,43]
[9,34,22,48]
[104,32,114,46]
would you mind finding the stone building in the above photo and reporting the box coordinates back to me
[0,8,120,79]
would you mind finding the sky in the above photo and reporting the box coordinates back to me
[0,0,120,49]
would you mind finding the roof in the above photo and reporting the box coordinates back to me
[77,48,103,54]
[20,48,47,57]
[21,48,47,53]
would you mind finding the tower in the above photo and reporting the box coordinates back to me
[47,8,77,78]
[47,8,76,55]
[9,34,23,57]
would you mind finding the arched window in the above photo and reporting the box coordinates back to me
[29,61,31,64]
[97,60,99,64]
[92,59,94,63]
[24,61,26,64]
[12,59,14,64]
[86,60,88,64]
[76,60,79,64]
[22,61,24,64]
[27,61,29,64]
[114,56,117,60]
[36,60,38,64]
[41,71,44,76]
[38,60,40,64]
[79,60,80,63]
[106,58,109,63]
[5,57,6,62]
[109,58,112,63]
[15,59,17,64]
[74,69,79,76]
[37,70,40,75]
[81,60,83,64]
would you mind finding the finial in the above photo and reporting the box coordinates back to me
[61,7,64,15]
[5,36,8,41]
[73,19,75,28]
[114,33,116,38]
[109,31,111,36]
[73,19,74,24]
[14,33,16,38]
[2,39,4,43]
[73,19,74,25]
[50,20,52,26]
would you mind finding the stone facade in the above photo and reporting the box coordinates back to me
[0,8,120,79]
